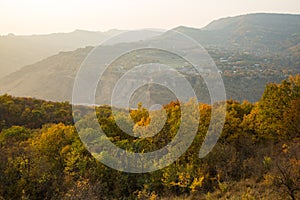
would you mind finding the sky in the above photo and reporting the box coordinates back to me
[1,0,300,35]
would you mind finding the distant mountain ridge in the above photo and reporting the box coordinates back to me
[172,13,300,57]
[0,29,122,78]
[0,13,299,103]
[0,29,163,79]
[203,13,300,31]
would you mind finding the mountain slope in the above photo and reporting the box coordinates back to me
[0,29,163,79]
[0,13,299,103]
[0,30,116,78]
[172,13,300,57]
[0,47,92,101]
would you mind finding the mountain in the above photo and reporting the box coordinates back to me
[0,30,115,79]
[0,13,299,103]
[0,29,163,79]
[172,13,300,58]
[0,47,92,101]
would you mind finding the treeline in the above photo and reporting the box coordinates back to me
[0,95,73,131]
[0,75,299,200]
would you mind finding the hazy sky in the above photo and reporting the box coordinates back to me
[1,0,300,35]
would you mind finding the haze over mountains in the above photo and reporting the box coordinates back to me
[0,29,119,78]
[0,29,162,79]
[0,13,299,104]
[173,13,300,57]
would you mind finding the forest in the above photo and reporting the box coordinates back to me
[0,75,299,200]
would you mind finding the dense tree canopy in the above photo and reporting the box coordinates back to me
[0,75,299,199]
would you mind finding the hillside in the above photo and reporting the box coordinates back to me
[0,47,92,101]
[0,75,299,199]
[0,29,162,79]
[0,30,116,78]
[0,44,295,103]
[0,13,299,103]
[173,13,300,60]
